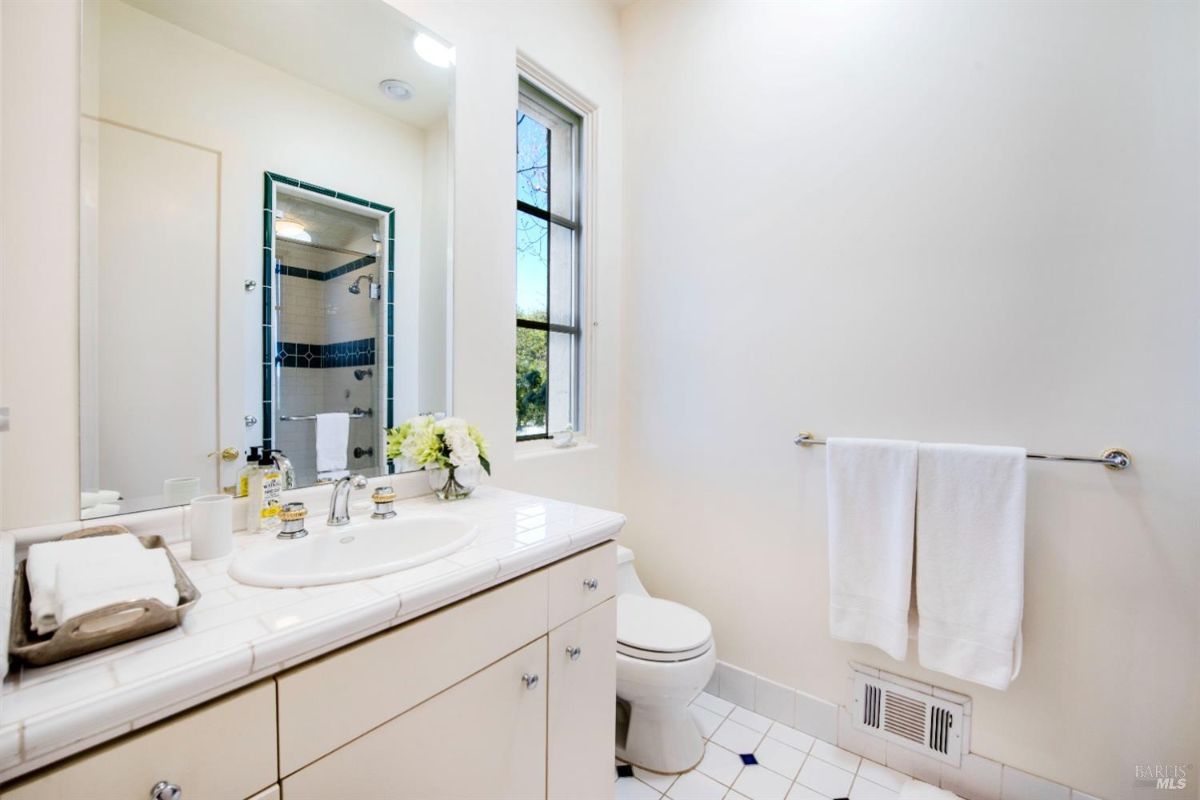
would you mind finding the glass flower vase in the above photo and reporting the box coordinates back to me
[426,463,480,500]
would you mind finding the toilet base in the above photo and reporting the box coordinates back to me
[616,699,706,774]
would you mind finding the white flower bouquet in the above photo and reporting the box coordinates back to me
[386,416,490,499]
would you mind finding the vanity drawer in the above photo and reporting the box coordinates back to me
[547,541,616,629]
[276,568,549,775]
[1,681,276,800]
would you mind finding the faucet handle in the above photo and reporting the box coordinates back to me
[351,474,368,489]
[371,486,397,520]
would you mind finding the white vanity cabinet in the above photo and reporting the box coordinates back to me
[1,541,617,800]
[0,682,277,800]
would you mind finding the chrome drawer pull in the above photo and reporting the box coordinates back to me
[583,578,599,591]
[522,672,540,690]
[566,645,582,661]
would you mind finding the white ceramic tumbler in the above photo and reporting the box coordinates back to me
[189,494,233,560]
[163,477,201,506]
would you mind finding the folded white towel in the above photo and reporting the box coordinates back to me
[56,549,178,624]
[315,412,350,474]
[826,437,918,660]
[27,534,144,634]
[80,490,120,509]
[899,779,960,799]
[81,503,121,520]
[56,547,175,604]
[916,443,1026,690]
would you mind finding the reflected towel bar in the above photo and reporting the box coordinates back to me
[280,407,373,422]
[792,431,1131,471]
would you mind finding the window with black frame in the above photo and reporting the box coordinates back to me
[515,80,583,440]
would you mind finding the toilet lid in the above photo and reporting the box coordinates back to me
[617,595,713,656]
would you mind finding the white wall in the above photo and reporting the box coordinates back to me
[0,0,79,530]
[618,2,1198,798]
[0,0,624,523]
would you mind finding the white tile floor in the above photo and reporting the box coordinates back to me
[616,692,912,800]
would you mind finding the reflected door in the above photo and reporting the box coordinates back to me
[79,119,219,514]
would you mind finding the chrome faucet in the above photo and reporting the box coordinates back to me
[327,474,367,526]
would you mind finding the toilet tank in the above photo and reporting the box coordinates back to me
[616,545,649,597]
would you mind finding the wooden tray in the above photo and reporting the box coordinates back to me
[8,526,201,667]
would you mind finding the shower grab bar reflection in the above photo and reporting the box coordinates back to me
[280,407,374,422]
[792,431,1132,471]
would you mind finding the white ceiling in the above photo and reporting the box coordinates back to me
[277,194,380,258]
[121,0,452,129]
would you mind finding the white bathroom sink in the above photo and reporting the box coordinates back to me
[229,515,479,588]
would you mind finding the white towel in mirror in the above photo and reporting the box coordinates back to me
[315,412,350,474]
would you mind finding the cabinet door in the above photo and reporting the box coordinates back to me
[283,638,548,800]
[548,598,616,800]
[277,568,548,774]
[1,682,276,800]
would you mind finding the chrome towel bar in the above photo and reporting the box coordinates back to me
[793,431,1131,471]
[280,407,373,422]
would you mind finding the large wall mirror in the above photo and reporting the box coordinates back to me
[79,0,454,518]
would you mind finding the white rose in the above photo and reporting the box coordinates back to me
[445,429,480,467]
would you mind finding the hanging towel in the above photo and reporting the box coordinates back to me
[26,534,145,634]
[916,443,1026,691]
[315,412,350,474]
[826,437,918,661]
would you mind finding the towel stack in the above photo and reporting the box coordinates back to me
[26,534,179,635]
[80,489,122,520]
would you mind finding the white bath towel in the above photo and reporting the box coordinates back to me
[56,549,178,624]
[26,534,144,634]
[899,779,960,799]
[916,443,1026,690]
[80,490,120,509]
[315,412,350,474]
[826,437,919,660]
[81,503,121,520]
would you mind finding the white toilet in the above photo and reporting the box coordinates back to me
[615,545,716,774]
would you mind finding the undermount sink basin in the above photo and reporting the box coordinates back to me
[229,515,479,588]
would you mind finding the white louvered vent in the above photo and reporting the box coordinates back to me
[850,666,966,767]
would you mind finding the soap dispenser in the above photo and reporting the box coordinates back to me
[247,449,283,533]
[235,446,262,498]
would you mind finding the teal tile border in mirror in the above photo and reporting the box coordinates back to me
[262,172,396,471]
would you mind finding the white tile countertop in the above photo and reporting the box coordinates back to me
[0,487,625,783]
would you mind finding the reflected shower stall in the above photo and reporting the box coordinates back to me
[266,181,394,485]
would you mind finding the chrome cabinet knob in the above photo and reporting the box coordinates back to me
[149,781,181,800]
[566,645,582,661]
[522,672,539,690]
[583,578,599,591]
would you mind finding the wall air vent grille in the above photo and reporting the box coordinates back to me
[850,666,967,767]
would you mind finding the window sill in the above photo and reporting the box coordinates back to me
[513,437,598,461]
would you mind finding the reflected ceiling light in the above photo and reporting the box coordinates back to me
[413,32,454,68]
[275,220,311,243]
[379,79,415,101]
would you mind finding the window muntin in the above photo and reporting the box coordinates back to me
[516,81,582,439]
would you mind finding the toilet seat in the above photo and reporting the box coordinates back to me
[617,595,713,663]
